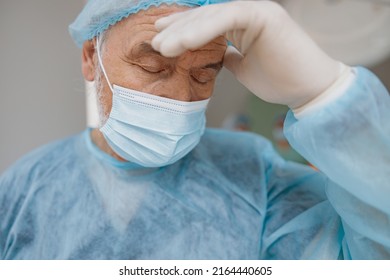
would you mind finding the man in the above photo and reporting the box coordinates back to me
[0,0,389,259]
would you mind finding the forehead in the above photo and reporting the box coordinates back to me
[105,5,226,50]
[110,5,192,39]
[102,4,227,69]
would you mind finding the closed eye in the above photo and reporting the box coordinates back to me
[191,67,221,84]
[139,64,168,74]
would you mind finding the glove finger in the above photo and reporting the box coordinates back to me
[154,10,192,31]
[154,22,231,57]
[153,4,243,57]
[152,14,198,55]
[157,33,189,57]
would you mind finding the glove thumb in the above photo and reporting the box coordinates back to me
[223,46,244,79]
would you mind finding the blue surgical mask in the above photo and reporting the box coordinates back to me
[96,37,209,167]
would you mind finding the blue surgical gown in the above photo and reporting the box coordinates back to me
[0,67,389,259]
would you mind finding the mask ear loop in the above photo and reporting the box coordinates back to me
[96,34,114,94]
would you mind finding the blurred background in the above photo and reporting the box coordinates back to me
[1,0,390,172]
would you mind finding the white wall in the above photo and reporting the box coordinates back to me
[0,0,86,172]
[0,1,250,173]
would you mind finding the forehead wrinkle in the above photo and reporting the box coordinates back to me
[143,4,192,16]
[118,28,157,58]
[113,14,157,43]
[112,6,216,58]
[116,5,191,32]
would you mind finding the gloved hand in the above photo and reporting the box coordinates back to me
[152,1,343,110]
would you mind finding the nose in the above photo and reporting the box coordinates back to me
[158,73,194,102]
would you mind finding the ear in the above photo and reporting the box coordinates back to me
[81,39,97,82]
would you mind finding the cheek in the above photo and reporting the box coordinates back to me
[115,66,159,91]
[96,74,112,117]
[102,51,157,92]
[99,88,113,117]
[190,80,216,101]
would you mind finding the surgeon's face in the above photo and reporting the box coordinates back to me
[84,5,227,121]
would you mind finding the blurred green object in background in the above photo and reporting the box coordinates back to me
[247,94,308,164]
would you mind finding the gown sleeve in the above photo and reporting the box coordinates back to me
[281,67,390,259]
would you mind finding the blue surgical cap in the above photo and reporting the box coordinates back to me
[69,0,230,48]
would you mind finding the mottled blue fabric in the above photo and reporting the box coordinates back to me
[1,67,389,259]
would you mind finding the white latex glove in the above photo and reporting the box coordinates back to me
[152,1,342,109]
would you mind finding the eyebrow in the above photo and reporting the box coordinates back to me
[130,42,162,57]
[204,61,223,71]
[130,42,224,70]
